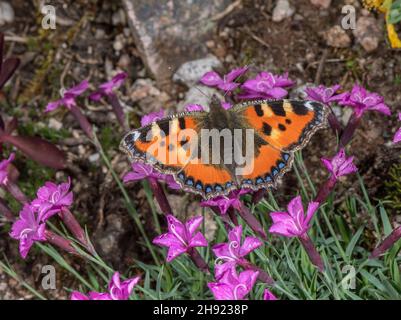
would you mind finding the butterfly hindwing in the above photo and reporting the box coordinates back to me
[233,99,328,189]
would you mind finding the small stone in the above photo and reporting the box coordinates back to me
[172,55,222,87]
[0,1,14,26]
[129,78,161,102]
[353,16,381,52]
[323,25,351,48]
[272,0,295,22]
[89,153,100,162]
[95,29,106,40]
[117,54,131,68]
[113,38,124,51]
[310,0,331,9]
[112,8,127,26]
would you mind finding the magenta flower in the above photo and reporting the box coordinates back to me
[185,104,205,112]
[31,178,74,222]
[71,291,111,300]
[394,113,401,144]
[238,72,294,100]
[186,101,231,112]
[200,190,250,215]
[208,268,259,300]
[153,215,208,262]
[213,225,262,279]
[71,272,140,300]
[321,148,358,180]
[339,84,391,118]
[263,289,277,300]
[123,162,180,190]
[141,110,165,127]
[200,67,248,92]
[45,80,89,112]
[89,72,127,101]
[10,204,46,258]
[269,196,319,238]
[0,153,14,185]
[108,272,141,300]
[305,84,348,105]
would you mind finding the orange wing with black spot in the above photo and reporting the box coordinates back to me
[120,112,238,198]
[233,100,328,190]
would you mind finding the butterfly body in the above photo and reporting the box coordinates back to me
[121,98,328,199]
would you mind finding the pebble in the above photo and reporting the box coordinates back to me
[0,1,14,26]
[88,153,100,162]
[112,8,127,26]
[353,16,381,52]
[172,55,222,87]
[48,118,63,131]
[310,0,331,9]
[117,54,131,68]
[272,0,295,22]
[323,25,351,48]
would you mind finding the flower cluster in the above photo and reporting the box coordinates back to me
[10,178,74,258]
[213,226,262,280]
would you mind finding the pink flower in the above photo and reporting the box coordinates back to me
[208,267,259,300]
[108,272,141,300]
[70,291,111,300]
[0,153,14,185]
[263,288,277,300]
[153,215,208,262]
[10,204,46,258]
[89,72,127,101]
[45,80,89,112]
[394,113,401,144]
[269,196,319,238]
[186,101,231,112]
[123,162,181,190]
[213,225,262,280]
[31,178,74,222]
[140,110,165,127]
[321,148,358,180]
[238,72,294,100]
[339,84,391,118]
[71,272,140,300]
[200,190,250,215]
[305,84,348,105]
[200,67,248,92]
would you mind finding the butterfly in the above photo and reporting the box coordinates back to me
[120,96,328,199]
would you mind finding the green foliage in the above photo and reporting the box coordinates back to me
[384,161,401,212]
[389,0,401,24]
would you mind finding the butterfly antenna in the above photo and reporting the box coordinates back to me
[193,85,212,100]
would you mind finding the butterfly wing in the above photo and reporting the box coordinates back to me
[233,99,328,190]
[120,112,238,198]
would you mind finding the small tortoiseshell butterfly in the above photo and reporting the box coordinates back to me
[120,96,328,199]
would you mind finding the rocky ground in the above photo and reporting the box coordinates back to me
[0,0,400,299]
